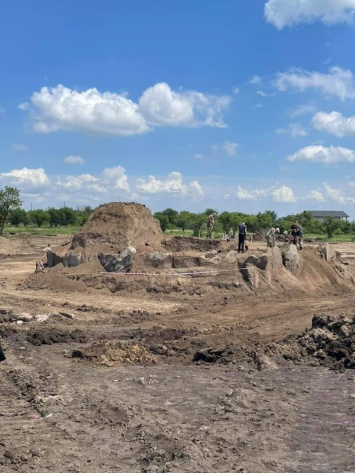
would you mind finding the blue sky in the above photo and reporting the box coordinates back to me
[2,0,355,219]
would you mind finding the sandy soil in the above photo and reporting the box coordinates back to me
[1,217,355,472]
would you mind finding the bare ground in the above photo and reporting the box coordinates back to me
[0,233,355,472]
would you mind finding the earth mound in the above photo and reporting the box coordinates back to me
[61,202,163,266]
[269,313,355,370]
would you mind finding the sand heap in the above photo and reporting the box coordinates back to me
[61,202,163,267]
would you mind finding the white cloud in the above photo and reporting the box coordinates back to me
[56,174,105,193]
[256,90,275,98]
[64,155,85,164]
[312,111,355,137]
[276,123,308,137]
[222,141,238,157]
[323,183,355,204]
[288,145,355,163]
[236,184,295,203]
[233,87,240,95]
[139,82,230,128]
[271,185,296,203]
[23,83,231,136]
[102,166,130,191]
[28,85,149,136]
[248,75,263,86]
[0,106,5,114]
[236,186,267,200]
[305,190,326,202]
[13,143,29,152]
[265,0,355,29]
[288,104,317,118]
[275,67,355,101]
[135,171,204,199]
[0,167,50,188]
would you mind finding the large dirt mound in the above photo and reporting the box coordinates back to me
[268,313,355,370]
[61,202,163,264]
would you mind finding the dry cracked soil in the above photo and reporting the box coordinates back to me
[1,230,355,473]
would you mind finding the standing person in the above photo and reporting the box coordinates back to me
[290,221,300,247]
[44,243,53,267]
[266,227,277,248]
[238,221,247,253]
[206,212,216,239]
[0,339,6,362]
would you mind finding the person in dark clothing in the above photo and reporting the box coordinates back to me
[290,221,301,247]
[0,340,6,362]
[238,221,247,253]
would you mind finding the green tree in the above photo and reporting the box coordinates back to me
[160,208,178,226]
[30,209,50,227]
[48,207,61,227]
[8,208,27,227]
[154,212,170,232]
[176,211,195,232]
[0,186,22,234]
[323,217,341,239]
[58,207,77,226]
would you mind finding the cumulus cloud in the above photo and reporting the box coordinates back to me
[248,75,263,86]
[276,123,308,137]
[27,85,149,136]
[21,83,231,136]
[275,67,355,101]
[135,172,204,199]
[312,111,355,137]
[236,186,268,200]
[288,145,355,163]
[0,167,50,189]
[305,190,326,202]
[271,185,296,203]
[64,155,85,164]
[323,183,355,204]
[288,104,317,118]
[139,82,230,128]
[265,0,355,29]
[102,165,130,191]
[56,174,105,193]
[236,184,295,203]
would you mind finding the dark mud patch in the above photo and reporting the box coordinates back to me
[27,328,88,345]
[268,312,355,370]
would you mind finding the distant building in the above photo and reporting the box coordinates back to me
[305,210,349,221]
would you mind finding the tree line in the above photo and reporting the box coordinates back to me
[0,186,93,235]
[0,186,353,239]
[153,208,355,239]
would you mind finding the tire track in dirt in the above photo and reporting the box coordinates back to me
[285,370,355,473]
[0,361,138,473]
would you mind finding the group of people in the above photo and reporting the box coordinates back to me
[266,221,303,249]
[207,213,304,251]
